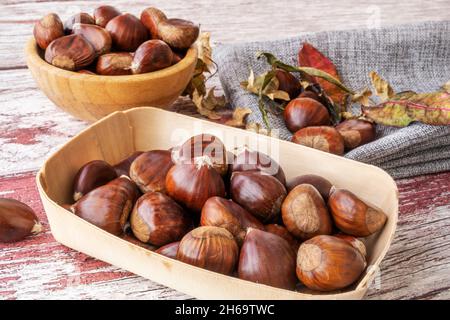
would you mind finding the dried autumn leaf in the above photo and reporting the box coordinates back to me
[298,43,348,107]
[352,87,373,106]
[369,71,394,102]
[362,91,450,126]
[245,122,277,137]
[197,32,213,68]
[225,107,252,127]
[240,70,290,101]
[192,88,225,120]
[443,81,450,93]
[392,91,417,100]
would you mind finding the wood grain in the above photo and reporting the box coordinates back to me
[1,0,449,300]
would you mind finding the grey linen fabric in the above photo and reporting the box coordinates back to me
[214,21,450,179]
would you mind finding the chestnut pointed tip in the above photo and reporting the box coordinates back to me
[73,192,83,202]
[31,221,43,234]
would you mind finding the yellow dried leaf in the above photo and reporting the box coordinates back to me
[225,107,252,127]
[369,71,394,101]
[245,122,277,137]
[443,80,450,93]
[352,87,372,106]
[192,88,224,120]
[197,32,213,68]
[241,69,290,101]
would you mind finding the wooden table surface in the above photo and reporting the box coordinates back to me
[1,0,449,300]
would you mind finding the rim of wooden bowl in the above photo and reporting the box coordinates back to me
[25,37,198,82]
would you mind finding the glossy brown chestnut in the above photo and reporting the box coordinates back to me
[45,34,96,71]
[130,192,193,246]
[200,196,264,245]
[72,23,112,55]
[106,13,148,51]
[275,69,302,99]
[72,176,139,235]
[157,18,199,49]
[113,151,144,177]
[296,235,366,291]
[166,156,226,212]
[33,13,65,50]
[231,146,286,185]
[131,40,173,74]
[171,51,183,65]
[78,69,96,75]
[230,171,287,223]
[93,5,121,28]
[72,160,118,201]
[335,119,376,150]
[140,7,167,39]
[175,134,228,176]
[129,150,174,193]
[334,233,367,259]
[264,224,300,252]
[155,241,180,259]
[297,90,320,101]
[64,12,95,33]
[96,52,133,75]
[282,184,332,240]
[286,174,333,200]
[177,226,239,275]
[0,198,42,243]
[284,98,330,132]
[292,126,345,155]
[328,187,387,237]
[238,228,297,290]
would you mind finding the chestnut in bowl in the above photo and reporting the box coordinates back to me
[177,226,239,275]
[286,174,333,200]
[155,241,180,259]
[130,192,193,246]
[129,150,174,193]
[230,171,286,223]
[238,228,297,290]
[200,196,264,245]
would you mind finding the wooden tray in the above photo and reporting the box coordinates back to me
[36,107,398,299]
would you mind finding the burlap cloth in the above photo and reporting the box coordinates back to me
[215,21,450,178]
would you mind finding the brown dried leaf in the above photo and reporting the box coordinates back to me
[352,87,373,106]
[241,70,290,101]
[192,88,225,120]
[245,122,277,137]
[197,32,213,68]
[369,71,394,101]
[225,107,252,127]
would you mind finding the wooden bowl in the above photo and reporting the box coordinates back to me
[25,38,198,122]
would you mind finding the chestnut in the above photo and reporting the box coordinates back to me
[231,146,286,185]
[200,196,264,245]
[264,224,300,252]
[292,126,345,155]
[33,13,65,50]
[238,228,297,290]
[335,119,376,150]
[334,234,367,259]
[166,156,226,212]
[72,23,112,56]
[155,241,180,259]
[171,51,183,65]
[106,13,148,51]
[175,134,229,176]
[0,198,42,243]
[72,160,117,201]
[113,151,144,177]
[129,150,174,193]
[130,192,193,246]
[157,18,199,49]
[131,40,173,74]
[64,12,95,34]
[96,52,133,75]
[45,34,96,71]
[286,174,333,200]
[296,235,366,291]
[230,171,287,223]
[297,90,320,101]
[328,187,387,237]
[275,69,302,99]
[284,98,330,132]
[177,226,239,275]
[93,5,121,28]
[140,7,167,39]
[72,176,139,236]
[78,69,96,75]
[282,184,332,240]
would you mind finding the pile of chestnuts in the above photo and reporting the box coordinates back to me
[65,133,388,293]
[275,69,377,154]
[33,5,199,75]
